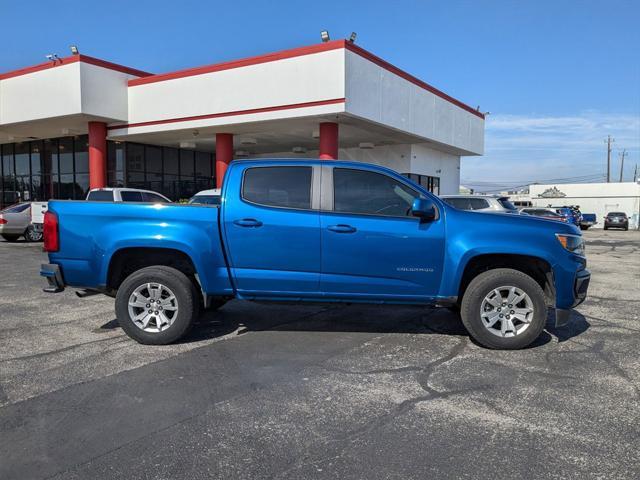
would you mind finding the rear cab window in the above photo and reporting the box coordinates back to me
[242,166,312,210]
[87,190,114,202]
[120,191,144,202]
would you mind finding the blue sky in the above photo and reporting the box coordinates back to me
[1,0,639,189]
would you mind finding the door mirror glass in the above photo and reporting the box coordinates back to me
[411,198,436,221]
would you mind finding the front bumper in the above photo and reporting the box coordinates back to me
[40,263,65,293]
[555,269,590,327]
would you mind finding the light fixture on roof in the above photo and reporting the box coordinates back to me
[70,45,79,55]
[235,150,250,158]
[46,53,60,63]
[292,146,307,154]
[239,137,257,145]
[311,129,320,139]
[180,141,196,149]
[349,32,357,43]
[320,30,330,43]
[359,142,374,149]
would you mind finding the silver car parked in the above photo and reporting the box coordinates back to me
[0,203,43,242]
[440,195,519,214]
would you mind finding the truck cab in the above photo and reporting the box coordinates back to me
[41,159,590,350]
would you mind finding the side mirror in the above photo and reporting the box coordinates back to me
[411,198,436,221]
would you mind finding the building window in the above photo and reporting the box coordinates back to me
[107,142,125,187]
[402,173,440,196]
[1,136,215,208]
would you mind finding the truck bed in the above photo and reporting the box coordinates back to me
[46,201,233,295]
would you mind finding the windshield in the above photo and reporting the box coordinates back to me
[188,195,221,206]
[497,198,517,211]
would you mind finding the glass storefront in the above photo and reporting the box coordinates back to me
[402,173,440,196]
[0,135,215,208]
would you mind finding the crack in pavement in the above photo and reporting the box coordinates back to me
[274,337,475,479]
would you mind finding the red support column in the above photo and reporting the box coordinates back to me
[88,121,107,189]
[215,133,234,188]
[319,122,339,160]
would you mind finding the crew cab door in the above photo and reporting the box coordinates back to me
[320,166,445,301]
[222,164,321,296]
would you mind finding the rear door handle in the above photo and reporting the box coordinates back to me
[233,218,263,228]
[327,224,357,234]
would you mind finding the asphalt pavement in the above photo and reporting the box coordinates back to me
[0,229,639,479]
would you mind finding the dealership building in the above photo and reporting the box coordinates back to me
[0,39,485,207]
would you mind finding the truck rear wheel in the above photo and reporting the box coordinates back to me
[115,266,196,345]
[460,268,547,350]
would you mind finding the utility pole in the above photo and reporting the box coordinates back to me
[634,163,638,182]
[619,149,627,182]
[605,135,614,182]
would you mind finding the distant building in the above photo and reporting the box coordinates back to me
[529,182,640,229]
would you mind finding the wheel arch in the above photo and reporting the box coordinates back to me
[457,253,554,305]
[106,247,199,293]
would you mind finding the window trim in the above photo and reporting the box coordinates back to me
[240,165,318,212]
[330,167,430,220]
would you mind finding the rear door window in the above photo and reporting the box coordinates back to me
[120,191,144,202]
[242,166,312,210]
[142,192,169,203]
[444,198,471,210]
[469,198,490,210]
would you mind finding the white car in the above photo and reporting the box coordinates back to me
[86,188,171,203]
[440,195,519,214]
[188,189,221,206]
[0,203,43,242]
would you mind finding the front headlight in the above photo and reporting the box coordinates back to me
[556,233,585,256]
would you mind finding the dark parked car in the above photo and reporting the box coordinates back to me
[604,212,629,231]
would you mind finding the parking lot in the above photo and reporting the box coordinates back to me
[1,229,639,479]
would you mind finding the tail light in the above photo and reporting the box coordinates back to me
[0,218,6,225]
[43,211,59,252]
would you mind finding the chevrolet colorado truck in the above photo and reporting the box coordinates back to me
[41,160,590,349]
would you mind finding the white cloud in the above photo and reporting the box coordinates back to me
[462,111,640,191]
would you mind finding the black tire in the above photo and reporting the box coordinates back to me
[1,234,20,242]
[24,225,43,242]
[603,226,608,230]
[460,268,547,350]
[115,266,196,345]
[579,225,588,231]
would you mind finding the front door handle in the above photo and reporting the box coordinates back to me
[327,224,357,234]
[233,218,263,228]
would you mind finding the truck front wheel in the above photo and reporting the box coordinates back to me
[115,266,196,345]
[460,268,547,350]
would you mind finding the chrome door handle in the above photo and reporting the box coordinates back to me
[327,224,357,234]
[233,218,263,227]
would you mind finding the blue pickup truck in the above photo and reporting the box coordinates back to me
[41,160,590,350]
